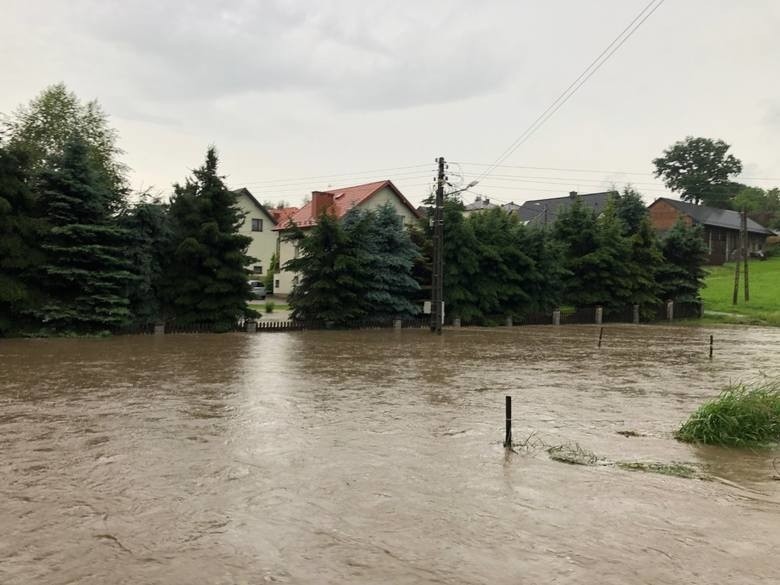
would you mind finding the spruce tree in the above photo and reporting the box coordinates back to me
[0,144,45,334]
[345,203,420,319]
[284,212,368,323]
[161,147,255,329]
[36,137,134,332]
[626,217,663,316]
[523,225,567,313]
[656,219,708,303]
[441,198,481,323]
[119,195,171,324]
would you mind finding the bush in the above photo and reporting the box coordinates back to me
[676,381,780,447]
[264,300,275,313]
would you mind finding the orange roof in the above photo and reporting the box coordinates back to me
[274,180,420,230]
[269,206,299,225]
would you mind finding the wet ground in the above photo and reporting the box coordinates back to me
[1,324,779,584]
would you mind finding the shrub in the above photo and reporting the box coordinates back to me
[676,381,780,447]
[264,300,275,313]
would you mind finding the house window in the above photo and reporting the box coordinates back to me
[275,279,280,289]
[251,218,263,232]
[253,264,263,275]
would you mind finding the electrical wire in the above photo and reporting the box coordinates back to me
[476,0,666,183]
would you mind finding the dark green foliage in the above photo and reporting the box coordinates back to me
[653,137,743,206]
[656,218,708,302]
[613,186,647,235]
[0,145,46,334]
[523,226,567,313]
[554,198,634,312]
[676,381,780,447]
[626,217,663,316]
[161,147,255,328]
[285,212,369,323]
[118,195,171,324]
[346,203,420,319]
[441,199,481,322]
[36,138,134,332]
[407,224,432,304]
[732,186,780,229]
[263,251,279,292]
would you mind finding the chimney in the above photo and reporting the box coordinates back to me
[475,195,482,202]
[569,191,578,199]
[311,191,334,217]
[484,198,490,205]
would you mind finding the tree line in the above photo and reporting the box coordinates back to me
[0,84,256,335]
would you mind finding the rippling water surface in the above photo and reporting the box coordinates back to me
[1,324,779,584]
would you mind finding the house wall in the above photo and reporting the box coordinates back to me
[275,235,299,296]
[235,192,278,279]
[647,199,693,231]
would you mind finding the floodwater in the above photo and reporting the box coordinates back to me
[1,325,779,585]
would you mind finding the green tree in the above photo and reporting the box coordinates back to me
[441,198,481,322]
[119,195,171,324]
[263,251,279,293]
[523,225,567,313]
[653,136,742,207]
[2,84,127,208]
[161,147,255,329]
[284,212,369,323]
[36,137,134,332]
[613,185,647,235]
[627,217,663,316]
[349,203,420,319]
[0,145,46,334]
[656,218,708,303]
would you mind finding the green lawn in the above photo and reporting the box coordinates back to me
[249,302,290,313]
[700,255,780,326]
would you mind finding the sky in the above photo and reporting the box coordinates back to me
[3,0,780,208]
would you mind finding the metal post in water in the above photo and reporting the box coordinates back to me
[503,396,512,448]
[709,334,714,360]
[598,327,604,348]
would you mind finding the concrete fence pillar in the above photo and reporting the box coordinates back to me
[505,316,513,327]
[666,300,674,321]
[393,319,402,329]
[246,320,257,333]
[453,318,461,328]
[552,309,561,326]
[595,306,603,325]
[632,304,640,325]
[154,323,165,335]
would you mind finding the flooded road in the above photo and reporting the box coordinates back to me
[1,324,779,584]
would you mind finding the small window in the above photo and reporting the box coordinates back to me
[253,265,263,275]
[275,279,280,288]
[251,218,263,232]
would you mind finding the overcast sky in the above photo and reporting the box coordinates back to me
[3,0,780,207]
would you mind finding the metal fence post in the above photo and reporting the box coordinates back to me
[632,304,639,324]
[552,309,561,326]
[595,306,603,325]
[666,300,674,321]
[503,396,512,448]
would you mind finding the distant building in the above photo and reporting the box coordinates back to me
[273,180,420,295]
[513,191,616,227]
[648,197,773,265]
[463,195,498,216]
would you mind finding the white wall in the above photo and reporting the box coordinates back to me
[235,192,277,280]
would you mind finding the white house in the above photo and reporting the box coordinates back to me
[233,188,279,279]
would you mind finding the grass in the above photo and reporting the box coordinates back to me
[676,381,780,447]
[700,255,780,326]
[547,443,602,466]
[616,461,700,479]
[249,302,289,312]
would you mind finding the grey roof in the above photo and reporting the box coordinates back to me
[652,198,774,235]
[513,191,615,226]
[464,196,498,211]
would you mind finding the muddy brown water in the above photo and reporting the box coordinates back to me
[1,324,779,584]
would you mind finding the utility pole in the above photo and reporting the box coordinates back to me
[743,209,750,302]
[430,157,445,334]
[732,217,741,305]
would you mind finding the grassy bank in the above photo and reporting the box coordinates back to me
[676,381,780,447]
[700,255,780,326]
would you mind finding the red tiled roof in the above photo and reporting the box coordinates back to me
[274,179,420,230]
[269,206,299,225]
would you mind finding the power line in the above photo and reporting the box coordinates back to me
[476,0,666,182]
[232,163,433,187]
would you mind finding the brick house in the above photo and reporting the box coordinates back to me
[647,197,773,265]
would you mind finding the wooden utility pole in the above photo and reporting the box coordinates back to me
[732,230,740,305]
[742,210,750,302]
[430,157,445,334]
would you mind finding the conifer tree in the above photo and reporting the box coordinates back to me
[36,137,134,332]
[626,216,663,316]
[346,203,420,319]
[656,219,708,303]
[0,144,45,334]
[161,147,255,329]
[523,225,568,313]
[284,212,368,323]
[441,198,481,322]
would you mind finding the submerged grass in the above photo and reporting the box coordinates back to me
[676,381,780,447]
[547,443,602,466]
[617,461,700,479]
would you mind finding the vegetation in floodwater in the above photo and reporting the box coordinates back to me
[617,461,700,479]
[547,443,602,466]
[265,300,276,313]
[676,381,780,447]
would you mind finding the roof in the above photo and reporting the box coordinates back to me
[269,206,299,225]
[232,188,276,224]
[276,180,420,229]
[650,198,774,235]
[464,196,498,211]
[514,191,615,226]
